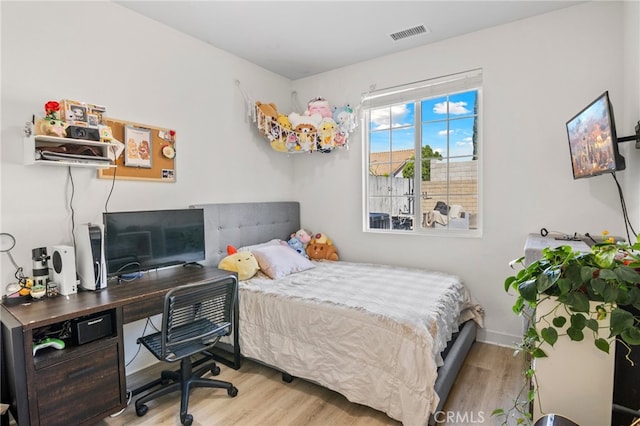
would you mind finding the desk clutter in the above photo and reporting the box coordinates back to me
[2,245,79,305]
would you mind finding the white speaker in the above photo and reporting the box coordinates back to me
[48,245,77,296]
[74,223,107,291]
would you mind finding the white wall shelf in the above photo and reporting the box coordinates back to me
[24,134,117,169]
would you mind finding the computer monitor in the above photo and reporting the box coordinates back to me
[566,91,625,179]
[103,208,205,277]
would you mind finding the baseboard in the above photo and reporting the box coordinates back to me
[476,328,521,348]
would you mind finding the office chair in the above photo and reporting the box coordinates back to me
[134,277,239,426]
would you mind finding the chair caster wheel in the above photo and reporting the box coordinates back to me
[228,386,239,397]
[181,413,193,426]
[211,365,221,376]
[135,404,148,417]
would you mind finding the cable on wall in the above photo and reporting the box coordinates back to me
[0,232,27,292]
[67,167,77,248]
[611,173,637,242]
[104,146,118,213]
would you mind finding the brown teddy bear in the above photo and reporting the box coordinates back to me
[255,101,278,136]
[306,235,339,261]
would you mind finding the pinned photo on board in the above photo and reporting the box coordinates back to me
[124,125,152,168]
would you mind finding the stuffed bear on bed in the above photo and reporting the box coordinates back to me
[306,233,339,261]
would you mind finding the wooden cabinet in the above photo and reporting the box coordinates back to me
[34,336,123,424]
[1,307,126,426]
[23,135,117,169]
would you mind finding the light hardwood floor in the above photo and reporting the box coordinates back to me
[96,342,525,426]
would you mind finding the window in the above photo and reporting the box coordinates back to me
[363,69,482,235]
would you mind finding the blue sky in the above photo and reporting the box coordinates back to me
[369,90,477,158]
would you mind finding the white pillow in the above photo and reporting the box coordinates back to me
[449,205,463,219]
[238,239,284,252]
[251,245,315,279]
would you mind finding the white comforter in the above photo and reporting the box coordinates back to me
[237,260,483,426]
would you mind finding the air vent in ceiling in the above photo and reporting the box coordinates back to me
[389,24,428,41]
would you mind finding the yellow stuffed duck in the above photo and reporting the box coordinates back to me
[217,245,260,280]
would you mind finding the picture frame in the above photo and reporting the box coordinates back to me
[124,125,152,168]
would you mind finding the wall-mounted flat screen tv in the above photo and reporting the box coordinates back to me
[566,91,625,179]
[103,208,205,277]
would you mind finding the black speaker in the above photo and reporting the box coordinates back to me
[71,311,115,345]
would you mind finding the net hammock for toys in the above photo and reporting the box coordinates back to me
[254,99,356,154]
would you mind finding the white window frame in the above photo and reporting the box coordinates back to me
[362,69,483,237]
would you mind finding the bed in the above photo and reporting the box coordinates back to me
[191,202,483,426]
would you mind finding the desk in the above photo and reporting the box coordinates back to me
[1,266,237,426]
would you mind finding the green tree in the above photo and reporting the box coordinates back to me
[402,145,442,181]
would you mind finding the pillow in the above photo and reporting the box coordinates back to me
[448,204,462,219]
[251,245,314,279]
[238,238,283,252]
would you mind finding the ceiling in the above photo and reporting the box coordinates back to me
[116,1,583,80]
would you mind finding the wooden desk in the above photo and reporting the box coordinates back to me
[1,266,238,426]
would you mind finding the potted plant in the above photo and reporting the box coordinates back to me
[494,233,640,425]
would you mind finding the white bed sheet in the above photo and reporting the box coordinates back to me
[237,260,483,426]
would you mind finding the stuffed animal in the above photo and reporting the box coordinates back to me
[293,229,312,248]
[305,97,333,118]
[311,232,331,245]
[268,113,292,152]
[217,245,260,280]
[287,236,309,258]
[289,112,322,152]
[36,118,67,138]
[318,118,337,150]
[255,101,279,135]
[276,113,292,132]
[332,105,356,134]
[306,236,339,261]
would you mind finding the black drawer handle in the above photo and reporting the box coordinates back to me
[68,365,97,380]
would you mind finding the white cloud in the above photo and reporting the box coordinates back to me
[433,101,470,115]
[456,136,473,146]
[371,105,410,130]
[438,129,452,136]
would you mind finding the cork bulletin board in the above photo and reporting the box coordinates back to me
[98,117,176,182]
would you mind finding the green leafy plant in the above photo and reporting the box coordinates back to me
[494,235,640,425]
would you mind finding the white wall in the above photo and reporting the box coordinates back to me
[622,1,640,228]
[0,1,295,372]
[291,1,638,345]
[1,1,295,282]
[1,1,637,362]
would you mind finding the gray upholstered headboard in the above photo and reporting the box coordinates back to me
[190,202,300,266]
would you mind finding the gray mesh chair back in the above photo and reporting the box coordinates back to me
[135,276,239,426]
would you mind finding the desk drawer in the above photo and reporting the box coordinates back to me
[123,295,164,323]
[35,341,121,425]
